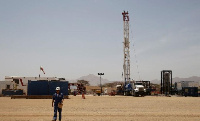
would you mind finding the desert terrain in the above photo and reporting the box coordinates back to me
[0,95,200,121]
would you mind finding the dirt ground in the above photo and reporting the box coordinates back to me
[0,95,200,121]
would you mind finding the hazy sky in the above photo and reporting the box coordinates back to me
[0,0,200,81]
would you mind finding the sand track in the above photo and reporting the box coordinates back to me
[0,96,200,121]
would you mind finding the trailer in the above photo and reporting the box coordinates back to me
[182,87,198,97]
[175,81,199,95]
[0,81,12,95]
[4,76,64,95]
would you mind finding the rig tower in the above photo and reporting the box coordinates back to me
[122,11,130,85]
[161,70,173,95]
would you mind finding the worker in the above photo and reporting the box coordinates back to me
[12,81,17,90]
[52,87,64,121]
[81,84,86,99]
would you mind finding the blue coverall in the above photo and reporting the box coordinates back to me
[53,93,64,121]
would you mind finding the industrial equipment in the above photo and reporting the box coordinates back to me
[131,82,146,97]
[161,70,172,95]
[119,11,147,97]
[136,81,151,95]
[109,90,116,96]
[120,11,145,97]
[122,11,131,95]
[174,81,199,96]
[182,87,198,97]
[5,76,63,95]
[2,89,23,96]
[95,90,101,96]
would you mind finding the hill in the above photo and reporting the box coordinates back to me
[67,75,200,85]
[68,74,111,86]
[151,76,200,84]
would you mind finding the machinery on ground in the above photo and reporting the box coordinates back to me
[95,90,101,96]
[131,82,146,97]
[109,90,116,96]
[121,11,146,97]
[117,81,146,97]
[121,11,132,96]
[161,70,172,96]
[136,81,151,95]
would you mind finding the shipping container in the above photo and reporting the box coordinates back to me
[176,81,199,91]
[49,81,68,96]
[2,89,23,96]
[27,81,49,95]
[182,87,198,97]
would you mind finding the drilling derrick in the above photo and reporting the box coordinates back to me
[122,11,130,85]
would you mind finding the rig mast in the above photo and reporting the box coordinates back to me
[122,11,130,85]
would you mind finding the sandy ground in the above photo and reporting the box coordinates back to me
[0,95,200,121]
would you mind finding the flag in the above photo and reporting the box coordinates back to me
[40,66,45,74]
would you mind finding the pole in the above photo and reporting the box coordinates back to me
[100,75,102,96]
[98,73,104,96]
[171,71,172,95]
[161,71,163,94]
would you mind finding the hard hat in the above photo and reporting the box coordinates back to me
[56,87,60,91]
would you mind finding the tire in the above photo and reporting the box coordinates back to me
[134,92,138,97]
[124,91,130,96]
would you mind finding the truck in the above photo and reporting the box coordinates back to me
[121,81,146,97]
[95,90,101,96]
[131,82,146,97]
[136,81,151,95]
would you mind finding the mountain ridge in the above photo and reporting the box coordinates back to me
[151,76,200,84]
[68,74,111,86]
[67,75,200,85]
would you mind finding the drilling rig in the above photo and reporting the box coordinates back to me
[122,11,132,96]
[122,11,130,88]
[121,11,146,96]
